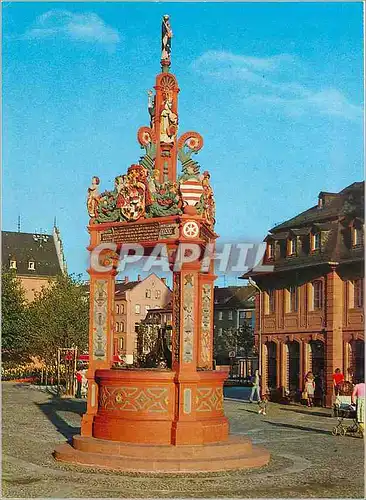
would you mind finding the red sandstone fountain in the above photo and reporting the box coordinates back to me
[54,15,270,473]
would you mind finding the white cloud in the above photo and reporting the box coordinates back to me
[192,50,362,122]
[22,10,121,48]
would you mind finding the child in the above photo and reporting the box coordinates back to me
[258,394,268,415]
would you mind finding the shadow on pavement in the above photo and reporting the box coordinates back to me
[279,407,332,418]
[35,396,87,442]
[264,420,331,435]
[239,408,260,414]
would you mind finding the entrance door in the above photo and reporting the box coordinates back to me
[267,342,277,389]
[287,341,300,391]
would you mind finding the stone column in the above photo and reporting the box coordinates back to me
[299,339,304,390]
[276,341,281,390]
[261,343,268,393]
[279,342,288,394]
[325,268,344,407]
[81,250,118,437]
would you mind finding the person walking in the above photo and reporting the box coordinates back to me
[352,377,365,436]
[75,369,82,399]
[304,371,315,407]
[249,369,261,403]
[332,368,344,396]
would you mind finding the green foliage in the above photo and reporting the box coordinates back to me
[214,323,254,362]
[27,274,89,367]
[1,268,30,362]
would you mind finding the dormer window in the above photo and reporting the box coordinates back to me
[352,227,363,247]
[267,242,274,260]
[288,237,297,256]
[9,259,17,269]
[311,232,321,251]
[28,260,35,270]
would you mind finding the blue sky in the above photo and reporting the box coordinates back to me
[3,2,364,285]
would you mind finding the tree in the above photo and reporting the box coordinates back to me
[27,274,89,370]
[1,268,30,362]
[214,323,254,364]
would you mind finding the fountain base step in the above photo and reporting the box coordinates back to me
[54,435,270,474]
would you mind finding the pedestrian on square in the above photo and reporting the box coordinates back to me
[258,394,268,415]
[332,368,344,396]
[352,377,365,435]
[80,368,88,398]
[75,369,82,399]
[249,369,261,403]
[304,371,315,407]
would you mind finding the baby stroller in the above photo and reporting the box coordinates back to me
[332,381,362,437]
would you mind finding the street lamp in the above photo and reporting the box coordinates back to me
[248,277,262,379]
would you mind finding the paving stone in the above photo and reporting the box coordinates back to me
[2,382,364,498]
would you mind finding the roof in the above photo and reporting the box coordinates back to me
[271,182,364,232]
[114,273,171,299]
[214,285,256,309]
[2,231,63,277]
[243,182,364,279]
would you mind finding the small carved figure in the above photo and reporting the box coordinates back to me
[147,90,155,128]
[161,15,173,63]
[160,95,178,143]
[87,176,100,218]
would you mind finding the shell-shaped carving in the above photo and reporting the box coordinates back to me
[177,131,204,152]
[137,127,156,146]
[156,73,178,91]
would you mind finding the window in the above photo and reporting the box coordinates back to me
[354,279,364,308]
[28,261,35,270]
[353,227,363,247]
[312,232,321,251]
[135,304,141,314]
[239,311,246,319]
[287,286,298,312]
[269,290,275,314]
[228,310,233,320]
[312,281,323,310]
[218,311,223,320]
[116,304,120,314]
[267,243,274,260]
[218,328,223,335]
[118,337,124,350]
[289,238,297,255]
[145,289,151,298]
[115,322,119,332]
[120,321,125,332]
[9,259,17,269]
[120,304,125,314]
[155,290,161,299]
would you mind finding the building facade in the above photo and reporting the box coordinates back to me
[214,285,256,335]
[114,273,171,362]
[244,182,364,406]
[2,227,66,301]
[213,285,256,370]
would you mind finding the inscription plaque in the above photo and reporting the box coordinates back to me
[100,223,178,244]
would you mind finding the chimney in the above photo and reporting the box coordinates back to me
[137,274,142,282]
[124,276,129,284]
[161,277,167,285]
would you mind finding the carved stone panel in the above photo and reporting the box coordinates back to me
[196,387,223,412]
[172,273,181,362]
[199,284,212,369]
[99,386,169,413]
[183,274,194,363]
[92,279,108,360]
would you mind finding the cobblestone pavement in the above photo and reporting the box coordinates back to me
[2,382,364,498]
